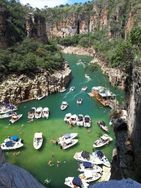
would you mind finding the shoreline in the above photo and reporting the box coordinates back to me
[60,45,126,89]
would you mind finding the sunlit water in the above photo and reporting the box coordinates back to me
[0,54,124,187]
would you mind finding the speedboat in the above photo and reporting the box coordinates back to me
[79,170,101,183]
[64,177,89,188]
[69,86,75,91]
[42,107,49,119]
[0,103,17,114]
[60,101,68,111]
[81,86,88,91]
[0,112,13,119]
[35,107,43,119]
[69,114,78,125]
[76,98,83,105]
[78,162,103,173]
[84,115,91,128]
[33,132,43,150]
[93,134,113,148]
[59,87,66,93]
[92,150,111,168]
[97,121,109,132]
[77,114,84,127]
[58,133,78,145]
[60,138,78,150]
[1,135,23,150]
[9,113,23,124]
[64,113,72,123]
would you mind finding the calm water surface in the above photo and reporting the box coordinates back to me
[0,54,124,187]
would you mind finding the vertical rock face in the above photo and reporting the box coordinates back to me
[0,6,7,49]
[127,67,141,155]
[26,13,48,43]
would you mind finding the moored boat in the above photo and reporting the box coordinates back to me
[93,134,113,148]
[9,113,23,124]
[33,132,43,150]
[79,170,101,183]
[64,113,72,123]
[59,87,66,93]
[84,115,91,128]
[42,107,49,119]
[81,86,88,91]
[35,107,43,119]
[69,86,75,91]
[97,121,109,132]
[78,162,103,173]
[69,114,78,125]
[76,98,83,105]
[58,133,78,145]
[77,114,84,127]
[64,177,89,188]
[60,101,68,111]
[1,135,23,150]
[60,138,78,150]
[0,112,13,119]
[28,108,35,121]
[0,103,17,114]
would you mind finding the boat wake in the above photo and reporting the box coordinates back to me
[76,59,86,68]
[71,91,82,101]
[63,90,72,99]
[84,74,91,82]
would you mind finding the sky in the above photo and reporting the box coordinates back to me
[20,0,91,9]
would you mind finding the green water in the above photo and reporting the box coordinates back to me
[0,54,124,188]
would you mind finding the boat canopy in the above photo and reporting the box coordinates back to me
[10,135,19,142]
[83,161,93,168]
[81,151,90,160]
[72,177,82,187]
[5,141,14,147]
[96,150,104,158]
[64,134,71,139]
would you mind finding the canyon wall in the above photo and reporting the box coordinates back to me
[0,6,7,48]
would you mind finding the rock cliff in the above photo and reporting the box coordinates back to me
[0,62,71,104]
[0,149,46,188]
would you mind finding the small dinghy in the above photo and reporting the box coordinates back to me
[1,135,23,150]
[79,170,101,183]
[93,134,113,148]
[64,113,72,123]
[33,132,43,150]
[42,107,49,119]
[97,121,109,132]
[60,101,68,111]
[78,161,103,173]
[9,113,23,124]
[64,176,89,188]
[76,98,83,105]
[60,138,78,150]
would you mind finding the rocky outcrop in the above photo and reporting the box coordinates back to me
[26,13,48,43]
[0,6,7,49]
[0,63,71,104]
[0,148,46,188]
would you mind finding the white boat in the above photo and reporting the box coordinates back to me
[69,86,75,91]
[64,177,89,188]
[69,114,78,125]
[59,87,66,93]
[76,98,83,105]
[36,95,45,100]
[79,170,101,183]
[77,114,84,127]
[1,136,23,150]
[92,150,111,168]
[33,132,43,150]
[97,121,109,132]
[9,113,23,124]
[28,108,35,120]
[60,101,68,111]
[42,107,49,119]
[0,112,13,119]
[60,138,78,150]
[78,162,103,173]
[64,113,72,123]
[58,133,78,145]
[81,86,88,91]
[93,134,113,148]
[84,115,91,128]
[0,103,17,114]
[35,107,43,119]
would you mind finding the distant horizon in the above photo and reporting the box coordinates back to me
[20,0,92,9]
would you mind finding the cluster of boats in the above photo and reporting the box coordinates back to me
[65,150,110,187]
[64,113,91,128]
[28,107,49,121]
[1,132,44,150]
[57,133,78,150]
